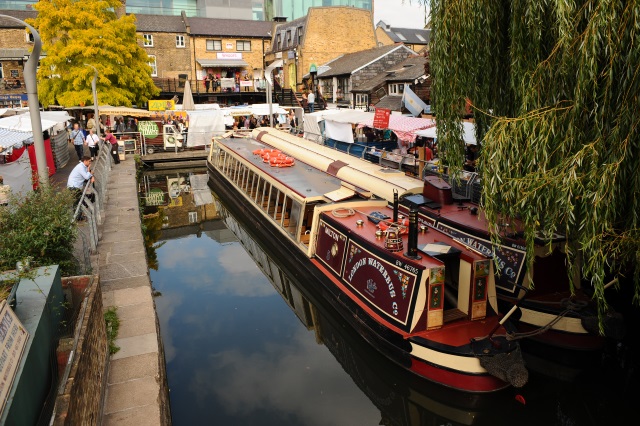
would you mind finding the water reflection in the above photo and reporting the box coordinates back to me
[142,169,638,426]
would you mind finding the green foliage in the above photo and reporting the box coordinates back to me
[104,306,120,354]
[142,207,166,271]
[28,0,159,107]
[0,187,78,275]
[430,0,640,315]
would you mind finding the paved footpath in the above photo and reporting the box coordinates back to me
[97,158,169,425]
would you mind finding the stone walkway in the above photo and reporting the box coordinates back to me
[97,158,170,425]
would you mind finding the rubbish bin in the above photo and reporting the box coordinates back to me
[117,140,125,161]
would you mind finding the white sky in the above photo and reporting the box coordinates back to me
[374,0,429,29]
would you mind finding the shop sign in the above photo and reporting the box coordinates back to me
[239,80,252,87]
[0,95,28,101]
[217,52,242,60]
[148,99,175,111]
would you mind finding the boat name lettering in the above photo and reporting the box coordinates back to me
[395,260,419,275]
[324,226,341,241]
[347,257,395,298]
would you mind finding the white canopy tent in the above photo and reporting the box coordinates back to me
[415,121,478,145]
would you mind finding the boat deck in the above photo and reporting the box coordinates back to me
[221,137,349,200]
[328,204,487,269]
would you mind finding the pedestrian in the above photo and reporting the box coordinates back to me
[244,115,251,129]
[86,113,96,131]
[288,111,297,134]
[85,128,100,160]
[307,91,315,113]
[114,117,126,136]
[70,122,85,161]
[0,175,11,206]
[102,128,120,164]
[67,156,94,215]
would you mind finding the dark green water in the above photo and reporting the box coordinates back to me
[144,170,638,426]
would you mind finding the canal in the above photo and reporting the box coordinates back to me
[141,168,638,426]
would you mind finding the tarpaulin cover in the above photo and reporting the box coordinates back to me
[415,121,477,145]
[0,149,32,197]
[186,110,226,147]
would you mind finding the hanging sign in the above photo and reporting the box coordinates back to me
[373,108,391,129]
[0,299,29,415]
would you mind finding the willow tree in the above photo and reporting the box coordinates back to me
[28,0,159,107]
[427,0,640,317]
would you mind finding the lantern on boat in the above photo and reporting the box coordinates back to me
[384,226,404,252]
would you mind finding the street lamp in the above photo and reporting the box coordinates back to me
[0,14,47,187]
[84,64,100,136]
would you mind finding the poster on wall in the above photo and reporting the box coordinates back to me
[0,299,29,416]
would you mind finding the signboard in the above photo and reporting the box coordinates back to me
[239,80,253,87]
[0,300,29,415]
[435,222,526,293]
[316,221,348,276]
[0,95,27,101]
[220,78,235,89]
[225,43,233,50]
[341,240,418,327]
[217,52,242,60]
[372,107,391,129]
[138,121,159,139]
[10,70,19,78]
[145,188,165,206]
[149,99,175,111]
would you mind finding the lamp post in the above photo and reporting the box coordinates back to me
[84,64,100,137]
[0,15,47,187]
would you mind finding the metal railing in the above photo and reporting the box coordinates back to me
[72,142,112,272]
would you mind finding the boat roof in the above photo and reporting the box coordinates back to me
[219,137,351,201]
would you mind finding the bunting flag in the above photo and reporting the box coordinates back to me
[402,84,428,117]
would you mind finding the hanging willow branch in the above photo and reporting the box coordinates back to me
[429,0,640,319]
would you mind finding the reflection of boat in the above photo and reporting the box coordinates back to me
[218,203,497,424]
[207,131,528,392]
[249,127,624,352]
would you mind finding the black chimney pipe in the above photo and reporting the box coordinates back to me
[405,208,421,260]
[393,189,398,223]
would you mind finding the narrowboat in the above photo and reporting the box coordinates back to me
[244,127,624,352]
[206,131,528,392]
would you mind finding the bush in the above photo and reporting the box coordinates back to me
[0,187,77,275]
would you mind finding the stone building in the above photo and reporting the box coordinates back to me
[314,44,415,106]
[375,20,430,53]
[0,10,37,108]
[266,6,377,91]
[350,54,430,111]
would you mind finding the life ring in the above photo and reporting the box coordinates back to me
[378,218,409,234]
[167,136,176,144]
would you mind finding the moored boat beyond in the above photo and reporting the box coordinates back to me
[206,131,528,392]
[249,127,625,352]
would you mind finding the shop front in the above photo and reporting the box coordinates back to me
[196,53,250,93]
[0,94,27,109]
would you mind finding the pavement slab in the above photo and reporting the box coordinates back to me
[112,332,159,361]
[102,404,162,426]
[108,353,160,385]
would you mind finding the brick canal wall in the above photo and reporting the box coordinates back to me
[53,275,108,425]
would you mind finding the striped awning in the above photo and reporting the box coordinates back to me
[197,59,249,68]
[0,127,32,149]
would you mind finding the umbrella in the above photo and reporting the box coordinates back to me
[183,80,195,111]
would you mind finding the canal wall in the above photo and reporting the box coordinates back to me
[98,158,171,425]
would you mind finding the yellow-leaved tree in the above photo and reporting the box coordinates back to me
[28,0,159,107]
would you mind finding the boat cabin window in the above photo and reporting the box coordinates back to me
[286,198,302,237]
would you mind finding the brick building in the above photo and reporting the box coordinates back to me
[136,13,191,81]
[0,10,37,108]
[188,17,272,92]
[314,44,415,106]
[266,6,377,91]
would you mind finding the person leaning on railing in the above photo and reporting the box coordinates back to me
[67,156,94,216]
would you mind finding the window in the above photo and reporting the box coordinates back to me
[0,63,3,79]
[389,83,405,96]
[395,32,407,41]
[148,55,157,77]
[297,27,303,44]
[416,33,426,42]
[26,30,34,43]
[276,34,281,49]
[286,30,291,46]
[143,34,153,47]
[188,212,198,223]
[355,93,368,106]
[237,40,251,51]
[206,39,222,51]
[176,35,185,48]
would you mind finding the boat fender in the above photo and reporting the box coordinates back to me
[378,218,409,234]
